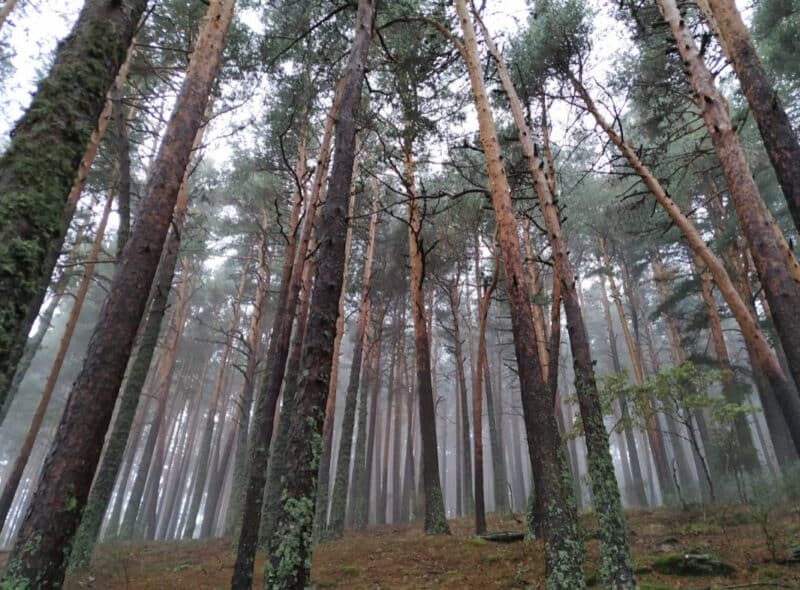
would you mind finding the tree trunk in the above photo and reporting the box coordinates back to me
[405,141,450,535]
[314,171,358,539]
[70,95,210,567]
[377,309,399,524]
[453,1,584,583]
[447,277,474,516]
[185,253,250,538]
[231,66,342,589]
[0,2,233,583]
[657,0,800,424]
[260,2,376,586]
[0,0,20,32]
[696,0,800,233]
[352,198,381,530]
[476,16,633,583]
[0,187,114,531]
[598,274,648,506]
[472,245,498,535]
[0,0,144,406]
[224,213,271,534]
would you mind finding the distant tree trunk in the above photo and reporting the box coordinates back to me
[0,187,114,531]
[657,0,800,412]
[399,351,416,522]
[118,261,193,539]
[377,309,399,524]
[573,71,800,456]
[185,255,250,538]
[453,2,584,583]
[362,309,384,526]
[650,261,702,496]
[261,2,376,586]
[404,133,450,535]
[0,2,234,583]
[328,176,379,539]
[0,0,144,406]
[598,235,672,503]
[225,213,271,535]
[598,274,648,506]
[352,198,381,530]
[392,310,406,522]
[472,245,498,535]
[695,0,800,232]
[71,96,210,568]
[446,275,473,516]
[314,173,358,539]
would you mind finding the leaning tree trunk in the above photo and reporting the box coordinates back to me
[405,139,450,535]
[0,0,145,407]
[452,1,584,584]
[0,2,234,584]
[0,188,114,531]
[70,97,210,570]
[697,0,800,233]
[572,71,800,456]
[261,2,376,586]
[656,0,800,429]
[476,14,633,585]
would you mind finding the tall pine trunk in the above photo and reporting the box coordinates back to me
[0,2,234,583]
[453,1,584,583]
[261,2,377,585]
[0,0,145,406]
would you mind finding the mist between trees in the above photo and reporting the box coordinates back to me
[0,0,799,588]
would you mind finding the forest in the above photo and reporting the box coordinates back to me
[0,0,799,588]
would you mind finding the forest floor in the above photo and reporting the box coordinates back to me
[48,503,800,588]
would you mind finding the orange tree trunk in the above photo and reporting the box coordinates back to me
[476,13,633,585]
[452,1,584,584]
[260,1,376,587]
[0,0,144,406]
[0,2,235,585]
[656,0,800,443]
[698,0,800,232]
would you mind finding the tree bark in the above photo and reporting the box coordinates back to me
[453,1,584,584]
[0,187,114,531]
[0,2,233,584]
[261,2,376,586]
[656,0,800,429]
[0,0,144,406]
[573,69,800,455]
[697,0,800,233]
[476,16,633,584]
[405,142,450,535]
[70,106,207,565]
